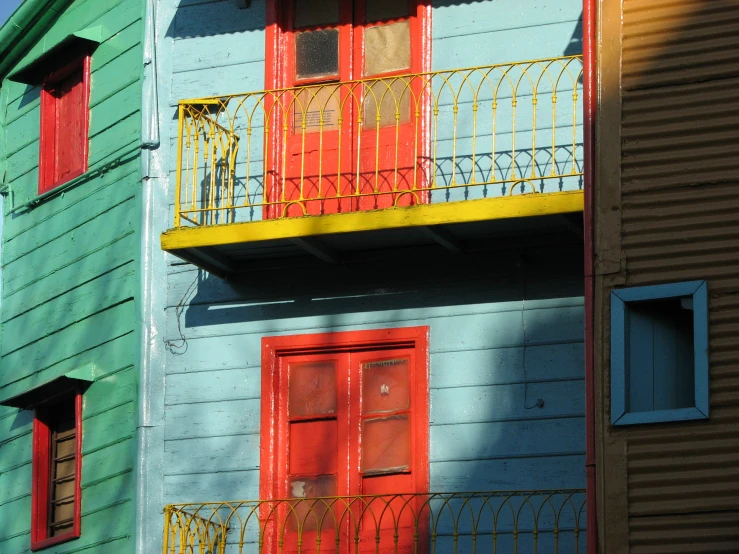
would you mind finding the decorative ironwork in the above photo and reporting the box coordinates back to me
[173,56,583,227]
[163,489,586,553]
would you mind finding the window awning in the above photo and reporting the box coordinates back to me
[8,25,105,85]
[0,363,96,409]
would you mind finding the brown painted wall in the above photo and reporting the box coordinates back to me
[595,0,739,552]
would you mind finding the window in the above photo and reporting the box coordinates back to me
[38,53,91,194]
[266,0,429,217]
[260,327,429,552]
[611,281,709,426]
[31,393,82,550]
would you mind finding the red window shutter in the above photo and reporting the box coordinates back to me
[55,68,86,184]
[39,56,90,195]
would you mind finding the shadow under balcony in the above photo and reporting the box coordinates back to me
[161,56,584,277]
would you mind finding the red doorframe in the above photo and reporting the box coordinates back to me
[260,327,430,552]
[264,1,432,218]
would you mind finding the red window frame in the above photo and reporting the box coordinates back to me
[31,392,83,551]
[260,327,430,551]
[38,52,91,195]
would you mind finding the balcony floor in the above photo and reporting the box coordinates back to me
[161,191,583,276]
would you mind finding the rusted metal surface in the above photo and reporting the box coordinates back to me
[595,0,739,551]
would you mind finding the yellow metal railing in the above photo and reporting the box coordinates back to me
[163,489,586,553]
[174,56,583,227]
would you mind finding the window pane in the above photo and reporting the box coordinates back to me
[363,78,412,129]
[289,360,337,416]
[296,29,340,80]
[293,85,342,133]
[364,21,410,76]
[367,0,410,23]
[295,0,339,28]
[362,415,410,472]
[287,475,337,531]
[362,357,410,413]
[289,419,338,474]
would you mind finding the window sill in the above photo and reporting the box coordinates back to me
[31,530,80,551]
[612,406,709,426]
[39,167,86,196]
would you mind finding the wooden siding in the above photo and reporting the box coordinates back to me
[0,1,143,553]
[141,0,585,549]
[596,0,739,551]
[161,245,586,503]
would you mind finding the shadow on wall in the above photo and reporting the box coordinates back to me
[162,242,586,550]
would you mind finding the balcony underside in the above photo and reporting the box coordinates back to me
[161,190,583,276]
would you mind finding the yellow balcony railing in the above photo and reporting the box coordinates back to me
[163,489,586,553]
[173,56,583,228]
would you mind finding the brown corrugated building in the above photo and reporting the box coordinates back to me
[595,0,739,552]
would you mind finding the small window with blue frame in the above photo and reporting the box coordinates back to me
[610,280,709,426]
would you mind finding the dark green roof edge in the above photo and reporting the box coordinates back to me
[0,0,74,81]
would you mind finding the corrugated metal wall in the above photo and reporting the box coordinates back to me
[597,0,739,551]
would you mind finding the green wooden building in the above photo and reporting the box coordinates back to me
[0,0,153,552]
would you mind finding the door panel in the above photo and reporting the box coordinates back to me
[265,336,428,554]
[270,0,427,218]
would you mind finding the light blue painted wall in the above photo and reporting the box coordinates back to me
[140,1,584,551]
[161,245,585,503]
[164,0,583,223]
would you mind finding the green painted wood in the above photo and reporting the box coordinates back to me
[2,201,135,288]
[2,181,137,265]
[0,3,144,553]
[1,234,136,318]
[0,332,137,404]
[3,158,138,240]
[1,303,136,376]
[82,437,135,487]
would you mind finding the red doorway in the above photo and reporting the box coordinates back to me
[260,327,430,553]
[265,0,431,218]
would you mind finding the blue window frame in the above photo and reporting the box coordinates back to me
[611,280,709,426]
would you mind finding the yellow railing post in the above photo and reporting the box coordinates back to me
[162,505,172,554]
[174,105,185,228]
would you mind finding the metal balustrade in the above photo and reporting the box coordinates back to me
[163,489,586,553]
[173,56,583,228]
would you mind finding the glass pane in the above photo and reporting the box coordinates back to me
[363,78,412,129]
[364,21,410,77]
[295,0,339,28]
[287,475,337,531]
[296,29,340,80]
[362,357,410,413]
[367,0,410,23]
[289,360,337,416]
[362,416,410,472]
[293,85,342,133]
[289,419,338,474]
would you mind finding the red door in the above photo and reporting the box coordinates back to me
[267,0,428,218]
[261,330,429,553]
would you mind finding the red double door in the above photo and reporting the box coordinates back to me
[267,0,428,217]
[263,341,429,553]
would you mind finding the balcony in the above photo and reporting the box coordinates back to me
[163,489,586,553]
[161,56,584,275]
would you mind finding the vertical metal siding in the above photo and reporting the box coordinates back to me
[613,0,739,550]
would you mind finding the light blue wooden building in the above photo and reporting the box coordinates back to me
[141,1,586,552]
